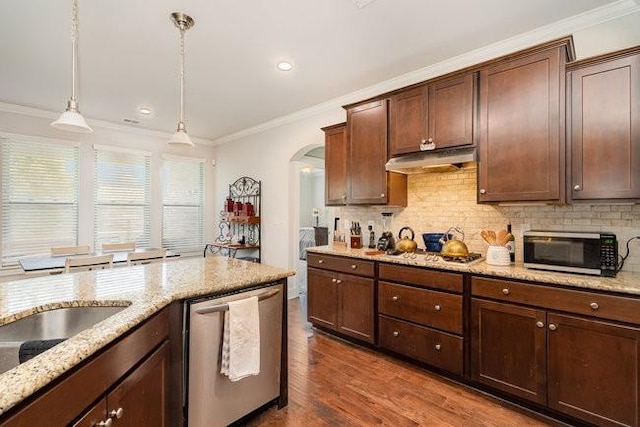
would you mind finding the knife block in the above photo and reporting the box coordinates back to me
[350,235,363,249]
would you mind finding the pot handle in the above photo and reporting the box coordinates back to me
[398,226,415,240]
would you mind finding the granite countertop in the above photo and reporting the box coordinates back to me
[0,256,295,416]
[307,246,640,296]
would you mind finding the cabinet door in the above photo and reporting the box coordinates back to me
[324,124,348,205]
[569,53,640,200]
[478,47,564,202]
[429,73,475,150]
[471,299,547,404]
[107,341,169,427]
[337,273,374,343]
[307,267,338,329]
[389,86,428,157]
[347,99,389,204]
[547,313,640,427]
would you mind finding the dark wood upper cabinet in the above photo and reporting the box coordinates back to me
[567,47,640,201]
[389,72,475,157]
[346,99,407,206]
[478,39,573,202]
[322,123,348,205]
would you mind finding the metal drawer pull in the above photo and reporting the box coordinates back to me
[336,279,342,284]
[96,420,112,427]
[434,304,441,311]
[351,264,357,270]
[536,321,544,328]
[435,344,441,351]
[548,324,557,331]
[392,296,399,301]
[110,408,124,419]
[331,278,337,283]
[502,288,510,295]
[318,259,324,264]
[590,302,599,310]
[393,331,399,337]
[195,288,280,314]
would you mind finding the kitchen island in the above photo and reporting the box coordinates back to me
[0,256,294,425]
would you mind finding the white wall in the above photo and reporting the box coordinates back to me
[212,10,640,297]
[0,108,217,258]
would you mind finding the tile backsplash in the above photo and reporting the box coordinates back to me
[336,165,640,273]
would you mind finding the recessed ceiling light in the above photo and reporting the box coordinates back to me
[277,61,293,72]
[138,107,152,115]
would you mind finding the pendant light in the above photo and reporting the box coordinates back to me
[51,0,93,133]
[168,12,195,147]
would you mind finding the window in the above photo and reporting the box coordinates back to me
[162,156,204,254]
[1,138,79,266]
[94,145,150,249]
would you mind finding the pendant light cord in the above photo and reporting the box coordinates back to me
[179,25,185,125]
[71,0,79,102]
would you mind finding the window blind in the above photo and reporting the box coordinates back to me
[1,138,79,266]
[162,157,204,254]
[94,147,150,249]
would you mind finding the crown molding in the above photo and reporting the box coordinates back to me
[213,0,639,146]
[0,102,215,146]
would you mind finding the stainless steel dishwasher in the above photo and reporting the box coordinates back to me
[184,283,284,427]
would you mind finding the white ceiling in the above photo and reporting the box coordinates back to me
[0,0,630,143]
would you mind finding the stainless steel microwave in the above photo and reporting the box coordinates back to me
[523,231,618,277]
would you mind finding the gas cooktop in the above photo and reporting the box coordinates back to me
[386,249,484,265]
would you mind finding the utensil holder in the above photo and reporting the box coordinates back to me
[486,245,511,266]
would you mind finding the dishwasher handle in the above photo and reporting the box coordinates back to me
[194,288,280,315]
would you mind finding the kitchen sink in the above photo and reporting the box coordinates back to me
[0,305,128,375]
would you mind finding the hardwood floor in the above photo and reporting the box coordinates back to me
[247,297,562,427]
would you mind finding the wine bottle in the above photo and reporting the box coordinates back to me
[506,222,515,263]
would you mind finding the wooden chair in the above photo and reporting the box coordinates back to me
[102,242,136,251]
[51,245,91,256]
[65,254,114,273]
[127,249,167,266]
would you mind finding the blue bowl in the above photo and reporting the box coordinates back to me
[422,233,452,252]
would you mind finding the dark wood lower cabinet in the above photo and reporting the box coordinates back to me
[547,314,640,427]
[471,299,547,405]
[74,341,169,427]
[307,266,374,344]
[379,315,463,375]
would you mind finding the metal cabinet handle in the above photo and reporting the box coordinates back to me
[480,189,486,194]
[336,279,342,284]
[393,331,399,337]
[548,324,557,331]
[331,278,337,283]
[434,304,441,311]
[351,264,357,270]
[536,321,544,328]
[392,296,399,301]
[574,184,582,191]
[502,288,510,295]
[434,344,441,351]
[318,259,324,264]
[380,193,385,198]
[96,419,112,427]
[109,408,124,419]
[421,138,427,143]
[590,302,599,310]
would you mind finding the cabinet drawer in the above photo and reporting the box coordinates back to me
[379,315,463,375]
[307,253,374,277]
[379,263,463,293]
[379,281,462,334]
[472,276,640,325]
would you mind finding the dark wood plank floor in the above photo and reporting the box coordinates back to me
[247,297,562,426]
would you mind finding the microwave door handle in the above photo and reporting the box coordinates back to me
[194,288,281,315]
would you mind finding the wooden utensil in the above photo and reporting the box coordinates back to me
[497,229,508,246]
[487,230,497,245]
[481,230,495,245]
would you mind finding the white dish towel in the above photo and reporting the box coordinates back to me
[220,295,260,381]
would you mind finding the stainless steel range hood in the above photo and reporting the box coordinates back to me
[385,146,476,174]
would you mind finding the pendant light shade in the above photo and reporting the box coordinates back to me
[52,0,93,133]
[168,12,195,147]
